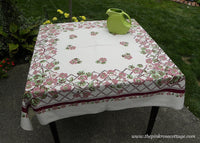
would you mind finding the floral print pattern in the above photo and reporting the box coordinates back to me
[122,53,133,60]
[69,34,77,39]
[120,41,128,46]
[22,20,185,118]
[96,58,107,64]
[66,45,76,50]
[69,58,82,64]
[91,31,98,36]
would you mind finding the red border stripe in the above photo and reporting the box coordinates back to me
[22,89,185,112]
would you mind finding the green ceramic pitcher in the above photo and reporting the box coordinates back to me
[106,8,131,34]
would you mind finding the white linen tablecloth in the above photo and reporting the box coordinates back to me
[21,19,185,130]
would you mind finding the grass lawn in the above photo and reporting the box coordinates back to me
[15,0,200,118]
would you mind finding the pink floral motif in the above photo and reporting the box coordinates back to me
[41,35,48,39]
[159,55,167,61]
[48,44,53,47]
[31,63,41,69]
[94,81,100,88]
[82,91,91,98]
[167,68,179,76]
[47,47,55,51]
[96,58,107,64]
[91,74,98,80]
[146,58,152,63]
[145,49,152,54]
[46,63,55,69]
[32,86,47,98]
[153,63,164,71]
[65,27,74,31]
[165,61,173,66]
[49,39,55,43]
[44,78,57,85]
[33,70,39,75]
[112,79,118,84]
[69,58,82,64]
[132,68,143,74]
[26,81,35,89]
[69,34,77,39]
[60,84,72,92]
[103,81,111,87]
[100,72,108,79]
[91,31,98,36]
[66,45,76,50]
[73,93,80,98]
[45,55,52,59]
[146,76,153,81]
[122,53,132,60]
[59,73,68,78]
[119,72,126,78]
[107,70,115,75]
[78,75,88,81]
[160,76,171,84]
[133,78,145,85]
[51,50,57,54]
[117,89,123,94]
[39,52,44,56]
[120,41,128,46]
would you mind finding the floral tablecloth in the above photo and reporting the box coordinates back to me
[21,19,185,130]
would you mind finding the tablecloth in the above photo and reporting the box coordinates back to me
[21,19,185,130]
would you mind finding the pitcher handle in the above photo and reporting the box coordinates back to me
[122,11,131,24]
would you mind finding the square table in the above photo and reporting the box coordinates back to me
[21,19,185,140]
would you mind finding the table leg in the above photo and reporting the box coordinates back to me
[49,122,60,143]
[145,106,159,135]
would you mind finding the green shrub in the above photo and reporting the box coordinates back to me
[0,23,39,62]
[0,0,44,63]
[0,0,21,60]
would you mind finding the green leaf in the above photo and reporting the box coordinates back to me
[33,37,37,41]
[31,98,40,106]
[22,44,34,50]
[40,60,46,63]
[9,23,18,33]
[54,61,59,65]
[28,24,40,30]
[54,67,60,70]
[0,26,8,37]
[29,30,38,36]
[19,28,30,35]
[26,47,34,52]
[8,43,19,55]
[10,33,20,41]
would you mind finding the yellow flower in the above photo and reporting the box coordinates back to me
[52,17,57,21]
[64,13,69,18]
[43,20,51,25]
[46,20,51,24]
[72,16,78,22]
[80,16,86,20]
[57,9,63,14]
[80,20,84,22]
[72,16,77,21]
